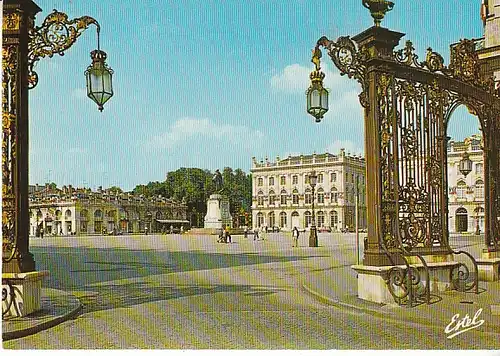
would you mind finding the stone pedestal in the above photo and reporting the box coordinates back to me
[477,250,500,282]
[352,260,459,305]
[204,194,232,229]
[2,271,49,318]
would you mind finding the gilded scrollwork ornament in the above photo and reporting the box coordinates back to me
[3,11,23,31]
[28,10,100,89]
[315,35,370,108]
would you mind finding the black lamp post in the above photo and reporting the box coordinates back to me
[3,1,114,274]
[309,170,318,247]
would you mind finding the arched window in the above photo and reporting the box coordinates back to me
[258,177,263,186]
[257,191,264,206]
[305,189,312,205]
[292,189,299,205]
[269,176,275,186]
[330,210,338,227]
[65,209,72,219]
[55,209,62,220]
[292,175,298,184]
[80,209,88,220]
[94,209,103,220]
[317,188,324,204]
[457,180,467,199]
[331,187,338,203]
[317,211,325,227]
[156,211,163,220]
[475,163,483,175]
[269,190,276,205]
[304,211,312,227]
[279,212,287,228]
[280,190,287,205]
[475,179,484,199]
[257,212,264,227]
[318,173,324,183]
[268,212,275,227]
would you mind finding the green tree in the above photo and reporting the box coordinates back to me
[133,167,253,227]
[108,186,123,194]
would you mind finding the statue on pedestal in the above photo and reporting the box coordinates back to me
[212,169,223,193]
[205,169,232,229]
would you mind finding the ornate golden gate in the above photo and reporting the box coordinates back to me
[309,2,500,305]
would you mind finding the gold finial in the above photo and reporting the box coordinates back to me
[311,47,322,71]
[362,0,395,27]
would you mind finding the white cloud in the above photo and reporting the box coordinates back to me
[270,64,312,93]
[147,117,265,150]
[326,139,363,156]
[270,63,358,95]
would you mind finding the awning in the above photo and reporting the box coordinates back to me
[156,219,190,224]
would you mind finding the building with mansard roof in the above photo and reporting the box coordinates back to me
[29,184,188,236]
[250,150,367,232]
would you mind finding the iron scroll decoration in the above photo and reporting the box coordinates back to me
[308,2,500,302]
[28,10,100,89]
[311,33,500,253]
[3,9,114,266]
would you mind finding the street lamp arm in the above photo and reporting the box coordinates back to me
[314,35,369,107]
[28,10,101,89]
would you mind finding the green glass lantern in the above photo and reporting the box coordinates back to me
[306,48,329,123]
[85,49,114,112]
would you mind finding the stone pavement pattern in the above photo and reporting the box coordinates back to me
[2,232,499,349]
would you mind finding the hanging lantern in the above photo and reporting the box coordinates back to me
[85,49,114,112]
[459,151,473,177]
[306,48,329,123]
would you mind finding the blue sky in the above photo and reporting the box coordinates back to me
[30,0,484,191]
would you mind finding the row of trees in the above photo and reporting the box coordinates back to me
[133,167,252,227]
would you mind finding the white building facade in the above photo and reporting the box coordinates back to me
[29,185,188,236]
[447,135,485,233]
[250,150,367,231]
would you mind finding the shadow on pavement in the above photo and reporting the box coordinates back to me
[73,282,286,314]
[30,246,323,301]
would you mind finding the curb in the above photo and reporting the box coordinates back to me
[2,296,83,341]
[301,283,500,334]
[301,284,389,319]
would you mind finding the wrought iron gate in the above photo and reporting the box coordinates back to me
[312,23,500,305]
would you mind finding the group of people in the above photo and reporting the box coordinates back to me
[217,226,302,247]
[243,226,265,241]
[217,226,232,243]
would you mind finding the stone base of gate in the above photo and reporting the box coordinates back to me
[2,271,49,318]
[477,250,500,282]
[351,261,459,305]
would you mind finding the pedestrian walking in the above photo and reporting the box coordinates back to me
[170,225,174,234]
[244,226,248,238]
[292,226,299,247]
[40,227,44,239]
[253,228,259,241]
[226,226,231,243]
